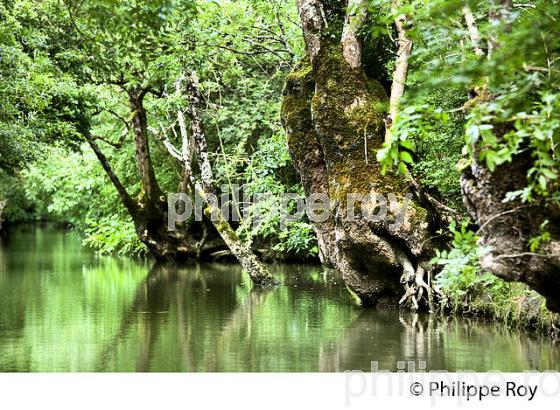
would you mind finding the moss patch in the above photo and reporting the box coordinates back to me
[281,56,315,151]
[444,277,560,337]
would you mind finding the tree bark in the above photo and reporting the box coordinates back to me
[185,73,279,286]
[341,0,368,69]
[282,0,437,308]
[128,90,164,206]
[295,0,325,63]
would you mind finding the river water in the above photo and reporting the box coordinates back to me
[0,227,558,372]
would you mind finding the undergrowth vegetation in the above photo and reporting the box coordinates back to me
[432,220,559,335]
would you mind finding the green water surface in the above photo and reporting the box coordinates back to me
[0,227,558,372]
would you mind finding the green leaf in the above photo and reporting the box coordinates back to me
[399,151,414,164]
[400,139,414,150]
[540,168,557,180]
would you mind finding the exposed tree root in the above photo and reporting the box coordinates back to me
[395,247,435,312]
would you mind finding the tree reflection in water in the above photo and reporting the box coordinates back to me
[1,228,559,372]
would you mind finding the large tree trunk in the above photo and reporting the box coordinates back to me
[460,1,560,312]
[281,0,436,307]
[128,90,164,206]
[90,137,223,261]
[461,154,560,312]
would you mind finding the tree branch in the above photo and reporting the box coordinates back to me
[87,138,137,215]
[341,0,369,69]
[151,124,182,161]
[176,76,195,192]
[128,89,164,204]
[385,0,413,142]
[462,6,485,57]
[296,0,326,63]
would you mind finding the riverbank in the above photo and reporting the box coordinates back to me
[441,276,560,340]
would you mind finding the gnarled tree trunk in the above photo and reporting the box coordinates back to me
[89,87,225,262]
[461,154,560,312]
[281,0,437,307]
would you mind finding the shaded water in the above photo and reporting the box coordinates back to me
[0,227,558,372]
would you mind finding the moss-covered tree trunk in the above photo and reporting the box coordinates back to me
[281,0,436,307]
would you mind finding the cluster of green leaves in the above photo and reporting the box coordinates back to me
[431,220,495,297]
[273,222,319,257]
[22,147,146,255]
[0,173,34,223]
[0,1,92,173]
[376,106,416,175]
[468,92,560,203]
[376,90,467,209]
[377,0,560,211]
[430,1,559,199]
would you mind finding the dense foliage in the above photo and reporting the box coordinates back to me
[1,0,318,257]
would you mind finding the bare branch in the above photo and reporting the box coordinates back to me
[91,108,131,149]
[150,124,182,161]
[494,252,554,260]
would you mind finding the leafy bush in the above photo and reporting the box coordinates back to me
[21,147,147,256]
[274,221,319,258]
[0,173,34,224]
